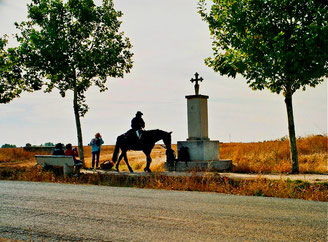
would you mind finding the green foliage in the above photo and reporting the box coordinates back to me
[1,144,17,148]
[198,0,327,95]
[0,36,42,104]
[0,37,23,103]
[15,0,133,116]
[44,142,55,147]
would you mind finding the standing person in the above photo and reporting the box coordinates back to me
[89,133,104,169]
[131,111,145,139]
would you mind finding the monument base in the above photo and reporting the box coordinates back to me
[177,140,220,161]
[165,160,232,172]
[164,140,233,172]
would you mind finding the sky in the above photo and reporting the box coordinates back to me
[0,0,327,147]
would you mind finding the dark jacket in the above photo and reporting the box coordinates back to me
[52,149,65,155]
[131,116,145,130]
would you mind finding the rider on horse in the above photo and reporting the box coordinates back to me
[131,111,145,139]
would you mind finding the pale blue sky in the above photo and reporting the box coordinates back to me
[0,0,327,147]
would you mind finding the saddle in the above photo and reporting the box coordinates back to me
[124,129,144,149]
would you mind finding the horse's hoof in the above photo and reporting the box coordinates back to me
[115,166,120,172]
[129,170,134,173]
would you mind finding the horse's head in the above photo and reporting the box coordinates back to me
[166,147,176,166]
[163,131,176,165]
[163,131,172,150]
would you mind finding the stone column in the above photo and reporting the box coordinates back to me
[172,93,232,171]
[186,95,209,141]
[165,72,232,172]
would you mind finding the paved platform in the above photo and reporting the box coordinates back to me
[80,169,327,183]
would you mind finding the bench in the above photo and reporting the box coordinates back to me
[35,155,81,176]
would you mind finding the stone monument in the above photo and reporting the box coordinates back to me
[169,73,232,171]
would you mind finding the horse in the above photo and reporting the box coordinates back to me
[112,129,174,173]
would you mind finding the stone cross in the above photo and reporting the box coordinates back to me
[190,72,203,95]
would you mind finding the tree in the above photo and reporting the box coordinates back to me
[1,144,17,148]
[0,37,22,103]
[199,0,327,173]
[14,0,133,162]
[44,142,55,147]
[0,37,41,103]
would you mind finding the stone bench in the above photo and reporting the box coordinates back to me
[35,155,81,176]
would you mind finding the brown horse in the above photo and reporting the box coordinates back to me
[112,129,173,173]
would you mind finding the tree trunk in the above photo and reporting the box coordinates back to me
[73,86,85,163]
[284,92,299,174]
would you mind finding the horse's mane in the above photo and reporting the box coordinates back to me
[144,129,168,135]
[144,129,171,138]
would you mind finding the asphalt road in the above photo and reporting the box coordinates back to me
[0,181,326,241]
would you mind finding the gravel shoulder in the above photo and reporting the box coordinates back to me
[81,169,328,183]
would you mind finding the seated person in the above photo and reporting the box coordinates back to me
[52,143,65,155]
[65,143,82,165]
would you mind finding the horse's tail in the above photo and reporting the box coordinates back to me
[112,137,121,163]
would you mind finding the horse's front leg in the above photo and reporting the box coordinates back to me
[123,153,134,173]
[115,152,125,172]
[144,152,152,173]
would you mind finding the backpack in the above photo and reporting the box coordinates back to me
[100,160,114,170]
[178,146,190,162]
[96,138,101,147]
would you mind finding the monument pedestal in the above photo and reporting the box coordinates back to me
[166,79,232,172]
[169,160,233,172]
[178,140,219,161]
[170,140,232,172]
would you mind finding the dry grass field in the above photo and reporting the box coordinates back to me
[0,135,326,174]
[221,135,327,174]
[83,145,167,172]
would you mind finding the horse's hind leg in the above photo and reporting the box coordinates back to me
[115,153,124,172]
[123,153,134,173]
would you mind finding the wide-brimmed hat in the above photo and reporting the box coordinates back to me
[136,111,143,116]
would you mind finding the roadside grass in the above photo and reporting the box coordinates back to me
[0,166,326,201]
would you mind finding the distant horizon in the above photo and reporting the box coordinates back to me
[3,133,326,148]
[0,0,326,147]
